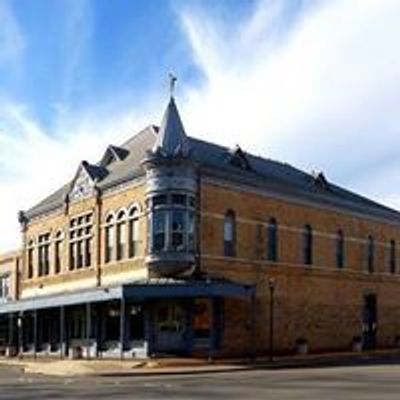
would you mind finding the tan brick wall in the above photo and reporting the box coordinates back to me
[22,181,147,297]
[200,181,400,355]
[0,250,22,301]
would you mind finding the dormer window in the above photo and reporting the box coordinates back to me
[228,145,251,170]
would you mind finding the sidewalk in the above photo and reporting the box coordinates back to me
[1,349,400,377]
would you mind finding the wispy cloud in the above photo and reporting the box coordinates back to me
[179,0,400,201]
[2,0,400,251]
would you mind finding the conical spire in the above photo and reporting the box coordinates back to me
[152,96,188,157]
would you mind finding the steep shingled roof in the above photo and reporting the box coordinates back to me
[25,101,400,224]
[152,97,188,157]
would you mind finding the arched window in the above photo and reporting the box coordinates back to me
[116,210,126,261]
[224,210,236,257]
[267,218,278,262]
[128,207,140,258]
[303,224,313,265]
[54,231,63,274]
[367,235,374,273]
[336,229,344,269]
[390,239,396,274]
[27,240,35,279]
[105,213,115,263]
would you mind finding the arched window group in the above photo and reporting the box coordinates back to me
[26,229,66,279]
[104,205,140,264]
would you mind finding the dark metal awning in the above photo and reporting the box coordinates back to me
[0,279,255,314]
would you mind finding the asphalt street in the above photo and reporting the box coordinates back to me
[1,364,400,399]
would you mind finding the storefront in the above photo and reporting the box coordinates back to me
[0,279,255,359]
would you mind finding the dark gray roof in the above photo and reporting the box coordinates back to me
[26,108,400,224]
[152,97,188,156]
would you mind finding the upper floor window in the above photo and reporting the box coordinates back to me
[116,211,126,261]
[27,240,34,279]
[389,239,396,274]
[267,218,278,262]
[38,233,50,277]
[148,193,196,254]
[54,230,63,274]
[69,212,93,270]
[128,207,140,258]
[224,210,236,257]
[0,275,10,302]
[303,224,313,265]
[105,214,115,263]
[367,235,374,273]
[336,230,345,269]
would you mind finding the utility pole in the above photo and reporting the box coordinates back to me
[268,277,275,362]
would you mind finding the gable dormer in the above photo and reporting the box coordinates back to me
[228,145,251,170]
[69,161,106,201]
[100,145,129,167]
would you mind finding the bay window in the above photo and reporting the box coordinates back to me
[148,193,195,253]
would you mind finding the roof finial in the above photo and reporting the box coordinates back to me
[168,72,177,98]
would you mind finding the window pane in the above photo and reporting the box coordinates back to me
[172,194,186,205]
[188,212,195,251]
[153,195,167,206]
[172,210,185,250]
[153,211,166,251]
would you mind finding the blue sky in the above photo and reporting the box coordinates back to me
[1,0,400,250]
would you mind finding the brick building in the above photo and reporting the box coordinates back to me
[1,94,400,358]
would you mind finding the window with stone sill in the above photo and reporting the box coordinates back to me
[116,210,127,261]
[224,210,236,257]
[148,193,196,254]
[367,235,374,273]
[38,233,51,277]
[267,217,278,262]
[389,239,396,274]
[128,207,140,258]
[303,224,313,266]
[104,214,115,263]
[0,275,10,302]
[27,240,34,279]
[54,231,63,274]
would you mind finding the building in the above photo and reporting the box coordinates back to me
[1,93,400,359]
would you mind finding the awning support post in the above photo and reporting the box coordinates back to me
[33,309,37,360]
[8,313,14,357]
[18,312,23,359]
[59,306,65,359]
[86,303,91,360]
[250,290,256,362]
[120,298,125,360]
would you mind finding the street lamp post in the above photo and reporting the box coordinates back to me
[268,278,275,362]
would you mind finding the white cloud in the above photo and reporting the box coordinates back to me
[0,99,157,251]
[2,0,400,251]
[179,0,400,200]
